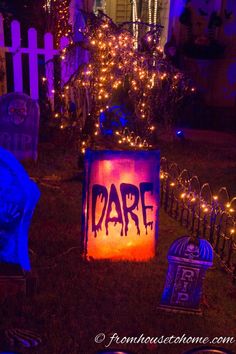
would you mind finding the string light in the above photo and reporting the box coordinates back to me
[50,0,72,47]
[154,0,158,26]
[43,10,194,155]
[148,0,152,25]
[43,0,52,13]
[159,159,236,264]
[132,0,139,48]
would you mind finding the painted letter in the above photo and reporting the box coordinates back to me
[92,184,108,237]
[140,182,154,234]
[105,184,124,236]
[120,183,140,236]
[21,134,32,151]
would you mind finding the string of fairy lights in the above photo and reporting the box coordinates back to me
[154,0,158,26]
[40,2,195,158]
[43,0,52,13]
[52,0,72,47]
[51,11,194,154]
[40,10,195,160]
[160,164,236,252]
[132,0,159,41]
[132,0,139,47]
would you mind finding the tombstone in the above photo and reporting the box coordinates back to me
[159,235,213,314]
[82,149,160,260]
[0,147,40,299]
[0,92,40,161]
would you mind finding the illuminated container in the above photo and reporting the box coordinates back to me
[82,150,160,260]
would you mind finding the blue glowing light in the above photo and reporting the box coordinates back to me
[99,105,128,135]
[160,236,213,313]
[176,130,185,139]
[0,147,40,270]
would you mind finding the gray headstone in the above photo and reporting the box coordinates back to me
[0,92,39,161]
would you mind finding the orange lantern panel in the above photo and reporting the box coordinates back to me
[82,150,160,261]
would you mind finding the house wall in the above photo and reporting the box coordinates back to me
[104,0,170,46]
[159,0,171,47]
[105,0,131,24]
[169,0,236,107]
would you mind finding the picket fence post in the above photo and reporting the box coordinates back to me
[11,20,23,93]
[0,13,62,110]
[28,28,39,100]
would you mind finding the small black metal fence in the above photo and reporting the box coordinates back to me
[160,157,236,283]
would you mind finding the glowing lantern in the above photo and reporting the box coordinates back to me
[82,150,160,260]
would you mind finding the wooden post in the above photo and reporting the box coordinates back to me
[0,14,59,108]
[28,28,39,100]
[11,20,23,93]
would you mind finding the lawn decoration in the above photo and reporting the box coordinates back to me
[82,149,160,260]
[160,235,213,314]
[0,147,40,270]
[0,93,39,161]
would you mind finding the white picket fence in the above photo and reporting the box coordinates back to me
[0,13,68,109]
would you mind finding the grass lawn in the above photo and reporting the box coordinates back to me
[1,130,236,354]
[156,128,236,196]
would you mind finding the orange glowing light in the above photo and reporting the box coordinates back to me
[83,150,160,260]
